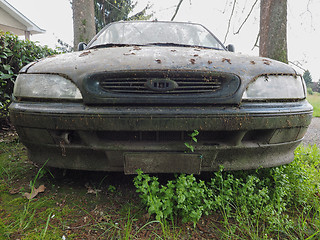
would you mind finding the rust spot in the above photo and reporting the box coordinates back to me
[262,59,271,65]
[155,59,162,64]
[124,51,136,56]
[208,60,213,64]
[190,59,196,64]
[250,61,256,65]
[222,58,231,64]
[194,54,199,57]
[59,140,66,157]
[79,51,91,57]
[171,49,177,52]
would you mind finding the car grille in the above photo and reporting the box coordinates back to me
[99,75,222,94]
[83,70,241,104]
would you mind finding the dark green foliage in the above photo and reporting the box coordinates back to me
[0,32,58,119]
[134,170,212,225]
[94,0,152,32]
[134,145,320,234]
[303,70,313,87]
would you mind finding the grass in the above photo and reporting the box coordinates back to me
[307,92,320,117]
[1,134,320,239]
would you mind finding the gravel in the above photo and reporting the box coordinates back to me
[302,117,320,148]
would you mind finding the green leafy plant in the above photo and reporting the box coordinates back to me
[184,130,199,152]
[134,169,214,225]
[108,185,116,193]
[134,145,320,238]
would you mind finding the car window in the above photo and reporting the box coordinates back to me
[88,22,225,50]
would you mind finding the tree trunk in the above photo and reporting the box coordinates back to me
[259,0,288,63]
[72,0,96,50]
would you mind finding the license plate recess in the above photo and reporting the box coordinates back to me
[124,152,202,174]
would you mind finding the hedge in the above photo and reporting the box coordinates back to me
[0,31,58,122]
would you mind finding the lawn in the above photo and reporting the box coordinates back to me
[307,92,320,117]
[1,132,320,239]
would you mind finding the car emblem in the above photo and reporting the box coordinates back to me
[145,78,178,92]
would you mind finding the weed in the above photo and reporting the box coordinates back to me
[184,130,199,152]
[134,145,320,238]
[134,169,215,225]
[108,185,116,193]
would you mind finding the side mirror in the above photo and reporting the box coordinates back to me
[226,44,235,52]
[78,42,87,51]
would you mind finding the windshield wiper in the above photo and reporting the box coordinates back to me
[89,42,223,50]
[89,43,144,49]
[145,42,222,50]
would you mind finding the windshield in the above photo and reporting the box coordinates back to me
[87,21,225,50]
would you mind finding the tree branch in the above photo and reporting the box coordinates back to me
[289,61,306,72]
[171,0,184,21]
[299,0,315,30]
[234,0,259,35]
[223,0,237,44]
[251,31,260,50]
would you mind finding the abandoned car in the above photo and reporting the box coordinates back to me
[10,21,313,174]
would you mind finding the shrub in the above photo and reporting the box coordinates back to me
[307,87,314,95]
[0,31,58,120]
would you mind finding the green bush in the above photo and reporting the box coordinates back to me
[307,87,314,95]
[0,31,58,119]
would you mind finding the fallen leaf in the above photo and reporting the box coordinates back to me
[222,58,231,64]
[263,59,271,65]
[79,51,91,57]
[9,188,21,195]
[85,182,102,194]
[24,185,46,200]
[87,188,102,194]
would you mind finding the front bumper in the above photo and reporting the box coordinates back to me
[9,100,313,173]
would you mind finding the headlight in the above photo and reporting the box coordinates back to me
[242,75,306,100]
[13,74,82,100]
